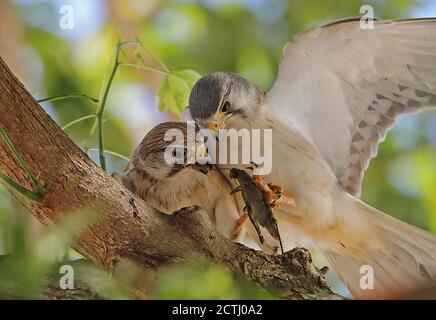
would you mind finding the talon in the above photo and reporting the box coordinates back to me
[268,184,283,195]
[261,180,297,207]
[256,176,296,207]
[253,175,281,206]
[265,191,278,204]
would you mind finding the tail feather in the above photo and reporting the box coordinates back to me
[322,197,436,298]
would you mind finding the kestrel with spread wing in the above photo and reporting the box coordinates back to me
[185,18,436,298]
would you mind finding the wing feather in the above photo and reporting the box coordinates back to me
[267,18,436,195]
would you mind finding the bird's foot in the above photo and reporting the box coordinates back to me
[267,183,283,208]
[252,175,297,208]
[252,175,294,207]
[268,184,296,206]
[268,183,283,195]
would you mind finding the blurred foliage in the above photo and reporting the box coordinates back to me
[0,0,435,298]
[154,258,275,299]
[0,207,98,298]
[157,69,201,115]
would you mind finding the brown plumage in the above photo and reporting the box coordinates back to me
[118,122,244,240]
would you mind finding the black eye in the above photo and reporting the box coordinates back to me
[221,100,231,113]
[173,148,187,162]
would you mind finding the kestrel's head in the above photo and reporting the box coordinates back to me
[131,122,211,181]
[188,72,263,130]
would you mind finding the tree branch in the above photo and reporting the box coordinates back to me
[0,56,342,300]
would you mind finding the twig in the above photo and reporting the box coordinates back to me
[96,40,141,171]
[37,94,99,104]
[62,115,97,131]
[0,172,42,202]
[36,40,170,172]
[86,148,130,162]
[0,126,44,201]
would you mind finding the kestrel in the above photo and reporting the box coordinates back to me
[185,18,436,298]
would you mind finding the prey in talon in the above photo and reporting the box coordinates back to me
[251,174,296,208]
[229,168,284,254]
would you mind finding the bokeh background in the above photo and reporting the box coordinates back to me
[0,0,435,299]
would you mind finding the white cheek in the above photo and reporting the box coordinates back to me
[238,95,251,107]
[233,87,259,114]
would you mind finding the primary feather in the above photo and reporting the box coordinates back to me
[268,18,436,195]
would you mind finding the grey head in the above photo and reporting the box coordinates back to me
[188,72,263,130]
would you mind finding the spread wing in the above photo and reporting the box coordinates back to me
[267,17,436,196]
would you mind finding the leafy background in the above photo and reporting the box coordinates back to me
[0,0,435,298]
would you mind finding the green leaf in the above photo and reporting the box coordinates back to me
[172,69,201,87]
[156,69,201,115]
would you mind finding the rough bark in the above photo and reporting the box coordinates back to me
[0,56,342,300]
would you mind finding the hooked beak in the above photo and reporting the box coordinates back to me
[206,118,226,132]
[206,118,227,143]
[206,122,219,132]
[189,163,213,174]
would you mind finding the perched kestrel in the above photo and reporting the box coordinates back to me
[185,18,436,298]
